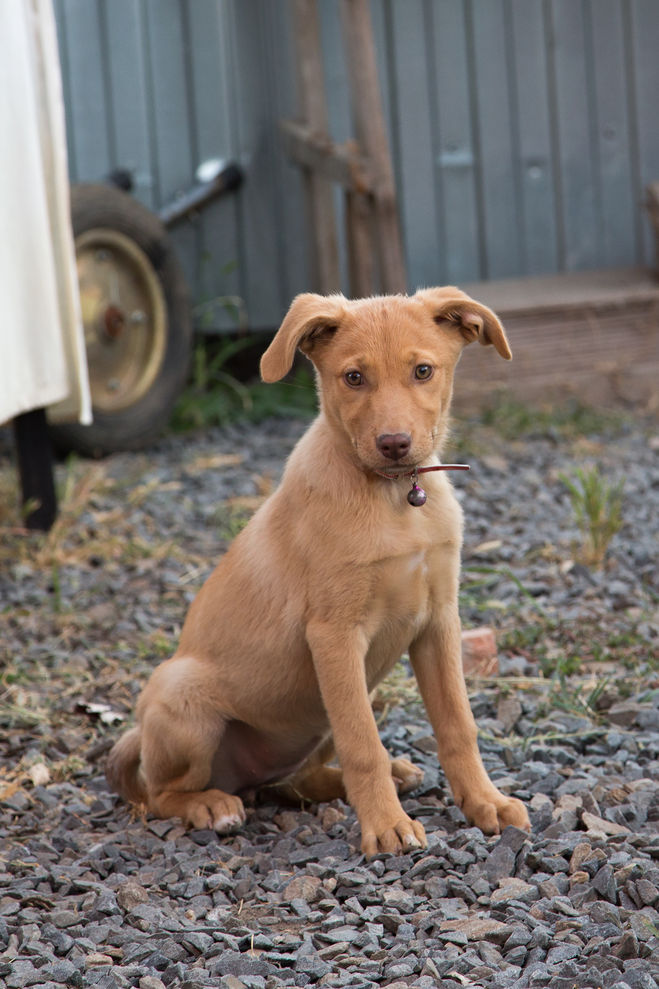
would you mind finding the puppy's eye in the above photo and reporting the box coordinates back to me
[345,370,363,387]
[414,364,433,380]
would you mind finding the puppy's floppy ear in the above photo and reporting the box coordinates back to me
[260,293,346,382]
[416,286,512,360]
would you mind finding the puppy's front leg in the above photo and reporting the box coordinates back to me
[410,603,530,834]
[306,621,427,857]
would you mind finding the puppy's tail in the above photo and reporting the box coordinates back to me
[106,726,147,805]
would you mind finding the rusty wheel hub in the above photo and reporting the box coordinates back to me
[76,228,167,413]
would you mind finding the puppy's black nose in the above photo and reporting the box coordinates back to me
[376,432,412,461]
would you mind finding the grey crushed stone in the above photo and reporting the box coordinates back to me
[0,415,658,988]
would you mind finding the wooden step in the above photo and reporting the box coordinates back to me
[453,266,659,410]
[463,266,659,318]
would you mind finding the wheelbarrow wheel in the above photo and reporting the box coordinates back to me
[49,183,192,456]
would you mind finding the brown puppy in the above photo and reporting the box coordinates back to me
[107,287,530,856]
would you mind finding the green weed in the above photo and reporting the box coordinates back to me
[539,650,581,680]
[136,633,176,661]
[215,505,253,542]
[499,622,555,655]
[459,564,550,620]
[559,465,624,566]
[171,337,255,431]
[539,671,613,722]
[475,397,630,441]
[171,337,317,432]
[244,367,318,421]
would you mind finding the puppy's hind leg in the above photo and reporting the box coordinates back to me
[390,757,424,794]
[280,740,424,804]
[138,663,246,833]
[277,739,346,803]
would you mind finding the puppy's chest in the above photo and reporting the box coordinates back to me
[358,547,435,687]
[374,548,432,611]
[367,546,434,632]
[357,499,454,626]
[404,549,430,580]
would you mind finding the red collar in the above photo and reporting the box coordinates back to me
[374,463,470,480]
[374,463,470,507]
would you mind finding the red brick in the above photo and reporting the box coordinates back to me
[461,626,498,676]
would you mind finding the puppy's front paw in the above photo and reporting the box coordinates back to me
[361,814,427,858]
[463,790,530,835]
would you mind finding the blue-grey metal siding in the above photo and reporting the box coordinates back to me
[54,0,659,330]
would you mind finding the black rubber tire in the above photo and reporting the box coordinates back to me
[49,183,192,456]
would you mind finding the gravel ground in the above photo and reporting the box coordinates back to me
[0,411,658,989]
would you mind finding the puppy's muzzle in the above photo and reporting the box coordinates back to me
[376,432,411,461]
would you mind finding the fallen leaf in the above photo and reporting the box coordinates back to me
[187,453,244,473]
[0,780,22,800]
[28,763,50,786]
[472,539,503,555]
[225,495,266,511]
[76,701,125,725]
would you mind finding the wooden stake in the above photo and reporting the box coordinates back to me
[345,190,376,297]
[13,408,57,531]
[290,0,341,294]
[283,0,407,297]
[339,0,406,294]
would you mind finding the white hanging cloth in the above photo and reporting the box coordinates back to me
[0,0,91,426]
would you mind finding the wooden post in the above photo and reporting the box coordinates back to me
[345,189,376,298]
[290,0,341,294]
[283,0,407,298]
[646,182,659,274]
[339,0,407,294]
[13,408,58,531]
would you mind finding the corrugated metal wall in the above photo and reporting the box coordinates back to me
[54,0,659,331]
